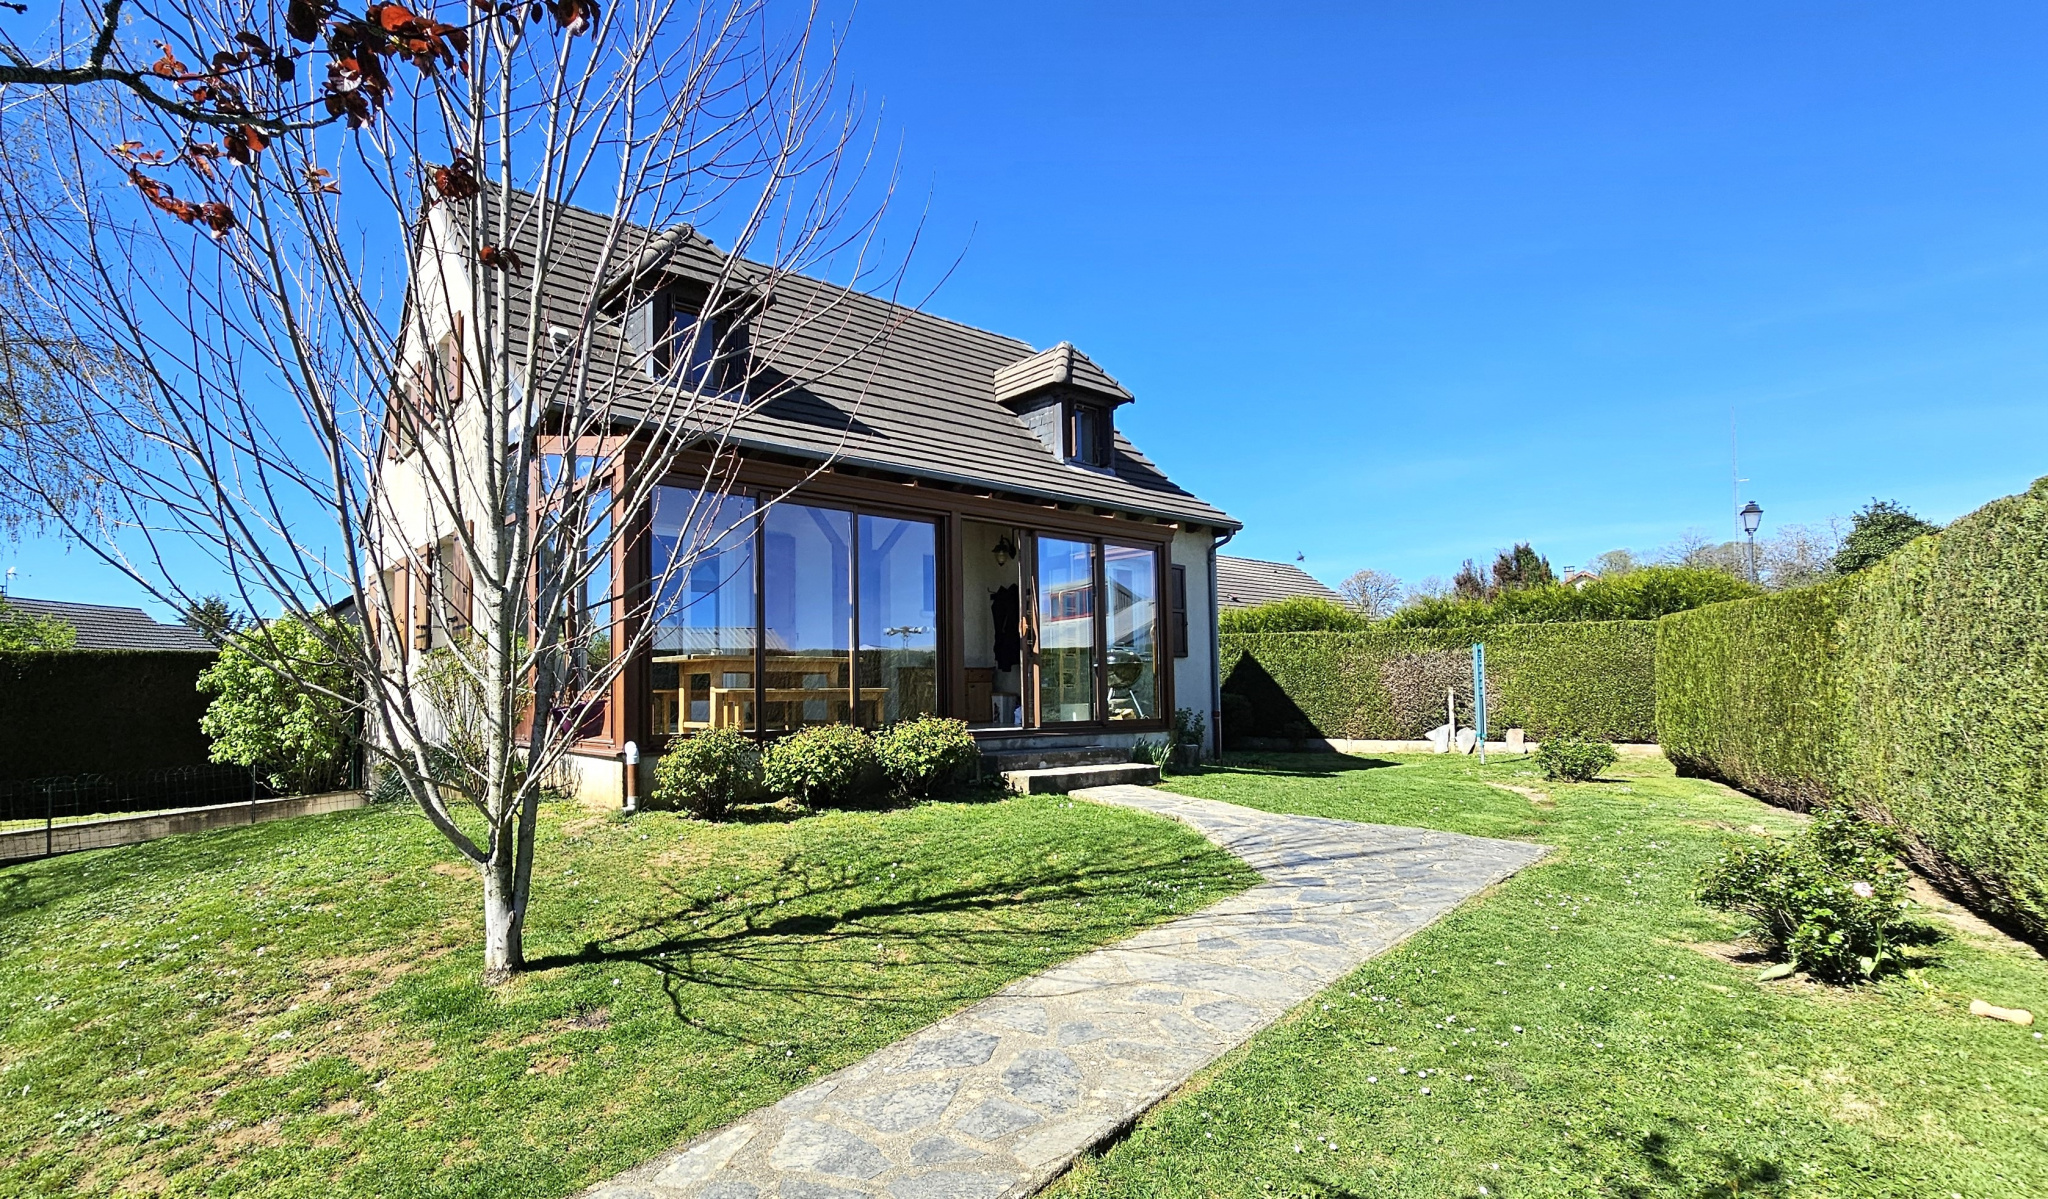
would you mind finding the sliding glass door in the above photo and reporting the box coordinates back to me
[1029,534,1164,727]
[1104,543,1159,721]
[1036,537,1097,723]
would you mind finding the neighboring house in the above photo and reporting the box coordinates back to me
[0,596,215,651]
[1215,556,1343,610]
[375,195,1239,803]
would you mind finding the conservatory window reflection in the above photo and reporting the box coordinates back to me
[649,486,756,734]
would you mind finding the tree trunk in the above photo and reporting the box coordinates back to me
[481,850,524,984]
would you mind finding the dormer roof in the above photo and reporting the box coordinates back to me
[991,342,1135,407]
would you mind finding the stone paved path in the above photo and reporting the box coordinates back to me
[584,784,1549,1199]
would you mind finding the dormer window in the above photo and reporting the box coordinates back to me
[672,307,720,390]
[992,342,1135,469]
[1069,402,1110,467]
[626,288,745,391]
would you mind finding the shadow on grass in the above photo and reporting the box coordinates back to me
[523,853,1226,1041]
[1623,1129,1788,1197]
[1212,754,1400,778]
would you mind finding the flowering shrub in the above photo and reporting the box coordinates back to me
[874,716,979,798]
[1697,806,1911,982]
[1534,735,1618,782]
[762,723,880,808]
[652,728,763,819]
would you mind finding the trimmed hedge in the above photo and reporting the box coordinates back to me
[1220,620,1657,744]
[1658,474,2048,942]
[0,650,218,781]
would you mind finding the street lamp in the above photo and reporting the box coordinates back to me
[1739,500,1763,584]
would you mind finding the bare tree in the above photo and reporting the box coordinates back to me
[1757,519,1843,591]
[1587,548,1640,577]
[1338,567,1402,619]
[1401,574,1449,608]
[1,0,906,981]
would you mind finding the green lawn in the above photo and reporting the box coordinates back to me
[0,793,1255,1198]
[1053,752,2048,1199]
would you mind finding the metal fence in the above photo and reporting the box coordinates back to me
[0,764,278,842]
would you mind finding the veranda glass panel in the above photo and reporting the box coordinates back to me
[649,486,756,735]
[763,502,853,730]
[1036,536,1096,722]
[1103,544,1158,721]
[858,514,938,725]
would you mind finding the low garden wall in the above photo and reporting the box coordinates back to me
[0,650,218,781]
[1220,620,1658,745]
[0,789,367,863]
[1658,474,2048,942]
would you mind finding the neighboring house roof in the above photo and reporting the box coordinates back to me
[2,597,215,651]
[486,193,1238,530]
[1215,557,1344,609]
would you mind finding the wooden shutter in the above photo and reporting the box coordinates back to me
[448,528,474,640]
[1170,564,1189,659]
[411,552,432,653]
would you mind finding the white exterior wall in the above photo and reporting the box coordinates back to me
[1170,527,1220,757]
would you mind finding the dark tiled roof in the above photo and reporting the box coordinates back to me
[1215,557,1343,609]
[491,195,1236,529]
[3,597,215,651]
[991,342,1134,405]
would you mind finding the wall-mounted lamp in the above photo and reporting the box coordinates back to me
[992,534,1016,567]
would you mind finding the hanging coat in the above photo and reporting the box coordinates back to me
[991,584,1021,672]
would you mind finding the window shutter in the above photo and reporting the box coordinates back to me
[447,530,474,639]
[1171,564,1189,659]
[625,297,657,378]
[411,553,432,653]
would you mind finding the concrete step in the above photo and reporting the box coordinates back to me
[1002,761,1160,794]
[983,746,1134,773]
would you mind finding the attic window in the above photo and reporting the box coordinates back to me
[1069,403,1110,467]
[671,307,720,390]
[628,291,743,390]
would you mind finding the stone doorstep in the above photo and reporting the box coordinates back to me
[980,746,1133,773]
[999,763,1160,795]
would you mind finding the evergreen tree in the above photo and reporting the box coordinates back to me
[1831,500,1940,576]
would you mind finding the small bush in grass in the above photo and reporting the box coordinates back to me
[1534,735,1618,782]
[875,716,978,798]
[1697,806,1911,982]
[652,728,763,818]
[762,723,879,807]
[1131,737,1171,768]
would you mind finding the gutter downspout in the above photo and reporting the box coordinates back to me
[1208,527,1236,760]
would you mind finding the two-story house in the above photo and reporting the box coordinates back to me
[375,194,1238,803]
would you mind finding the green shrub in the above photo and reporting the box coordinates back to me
[1386,566,1758,630]
[197,616,356,795]
[1220,621,1657,744]
[762,723,879,807]
[1534,735,1617,782]
[1131,737,1172,767]
[1658,474,2048,943]
[1219,596,1369,634]
[652,728,763,818]
[1697,807,1911,982]
[0,599,77,650]
[874,716,978,798]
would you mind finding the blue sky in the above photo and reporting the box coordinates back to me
[7,1,2046,609]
